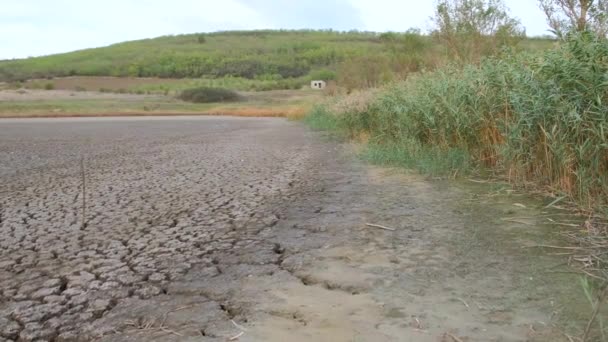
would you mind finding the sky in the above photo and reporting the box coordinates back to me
[0,0,550,60]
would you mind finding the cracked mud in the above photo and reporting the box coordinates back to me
[0,117,587,341]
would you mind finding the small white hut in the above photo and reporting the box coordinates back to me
[310,80,326,90]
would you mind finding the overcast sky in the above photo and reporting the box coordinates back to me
[0,0,549,60]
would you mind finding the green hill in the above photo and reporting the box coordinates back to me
[0,30,390,81]
[0,30,554,90]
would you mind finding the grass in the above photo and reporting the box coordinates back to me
[362,142,470,177]
[18,75,309,94]
[307,32,608,210]
[0,89,319,119]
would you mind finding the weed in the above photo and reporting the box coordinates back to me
[309,32,608,209]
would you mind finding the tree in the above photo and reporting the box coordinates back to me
[538,0,608,37]
[432,0,525,62]
[337,55,393,91]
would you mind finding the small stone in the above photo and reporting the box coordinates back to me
[87,280,102,290]
[105,288,130,300]
[115,273,141,286]
[1,288,16,299]
[13,293,28,301]
[0,260,16,269]
[43,295,67,304]
[87,299,110,316]
[262,214,279,226]
[67,271,95,288]
[99,281,119,290]
[148,272,166,282]
[62,287,83,298]
[56,331,79,342]
[31,286,61,300]
[19,322,55,341]
[42,278,62,288]
[0,317,21,339]
[134,285,161,299]
[65,305,84,315]
[77,312,94,322]
[17,283,40,296]
[43,316,63,330]
[68,294,88,307]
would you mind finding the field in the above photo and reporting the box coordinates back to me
[0,87,319,118]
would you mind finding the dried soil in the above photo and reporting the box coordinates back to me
[0,117,587,341]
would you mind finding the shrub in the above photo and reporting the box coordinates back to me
[313,32,608,209]
[178,87,241,103]
[44,83,54,90]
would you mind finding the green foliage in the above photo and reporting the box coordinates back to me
[0,29,551,93]
[309,69,337,81]
[0,30,387,82]
[539,0,608,37]
[337,55,394,91]
[362,142,471,176]
[312,32,608,209]
[178,87,241,103]
[304,105,339,131]
[432,0,525,62]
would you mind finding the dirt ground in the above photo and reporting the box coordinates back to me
[0,117,590,341]
[0,89,162,101]
[23,77,184,92]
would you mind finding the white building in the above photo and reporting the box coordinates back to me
[310,80,326,90]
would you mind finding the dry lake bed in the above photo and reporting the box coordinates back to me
[0,116,589,341]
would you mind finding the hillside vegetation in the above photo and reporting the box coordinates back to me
[307,0,608,214]
[0,30,553,91]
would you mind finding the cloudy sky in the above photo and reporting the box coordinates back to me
[1,0,549,60]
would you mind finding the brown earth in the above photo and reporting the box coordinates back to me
[0,89,162,101]
[24,77,183,92]
[0,116,590,341]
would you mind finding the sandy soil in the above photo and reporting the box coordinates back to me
[0,117,588,341]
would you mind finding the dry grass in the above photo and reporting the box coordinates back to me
[25,76,183,92]
[0,107,307,119]
[0,87,319,119]
[325,88,377,115]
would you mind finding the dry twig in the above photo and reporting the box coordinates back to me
[228,331,245,340]
[365,223,396,231]
[523,245,588,250]
[447,332,465,342]
[456,297,470,309]
[501,218,534,225]
[582,285,608,342]
[160,327,183,337]
[80,156,86,229]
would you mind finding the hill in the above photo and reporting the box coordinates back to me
[0,30,554,89]
[0,30,390,82]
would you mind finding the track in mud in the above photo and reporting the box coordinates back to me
[0,117,588,341]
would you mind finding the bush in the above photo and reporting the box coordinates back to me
[313,32,608,209]
[178,87,241,103]
[44,83,54,90]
